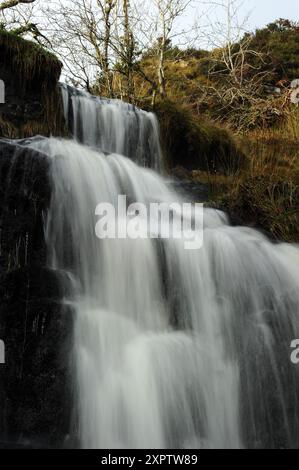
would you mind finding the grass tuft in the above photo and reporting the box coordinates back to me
[153,100,246,175]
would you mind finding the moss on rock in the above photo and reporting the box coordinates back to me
[154,100,246,175]
[0,31,65,138]
[0,30,61,91]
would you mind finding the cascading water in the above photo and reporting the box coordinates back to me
[4,90,299,449]
[60,84,162,171]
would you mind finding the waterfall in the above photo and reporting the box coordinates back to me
[3,90,299,449]
[60,84,162,171]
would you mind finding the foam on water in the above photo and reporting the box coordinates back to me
[8,89,299,449]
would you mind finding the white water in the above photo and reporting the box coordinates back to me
[21,93,299,449]
[60,84,162,171]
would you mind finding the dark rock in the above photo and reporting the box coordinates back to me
[0,140,73,448]
[170,179,210,202]
[0,31,65,139]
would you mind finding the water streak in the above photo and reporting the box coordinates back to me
[5,89,299,449]
[60,84,162,171]
[24,133,299,449]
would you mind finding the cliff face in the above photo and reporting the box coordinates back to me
[0,141,73,448]
[0,31,65,139]
[0,34,72,448]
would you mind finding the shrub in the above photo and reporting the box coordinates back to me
[154,100,246,174]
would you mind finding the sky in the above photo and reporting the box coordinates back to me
[243,0,299,31]
[180,0,299,47]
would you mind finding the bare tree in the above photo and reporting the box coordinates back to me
[201,0,262,86]
[43,0,154,102]
[0,0,47,41]
[43,0,117,94]
[153,0,192,98]
[111,0,148,103]
[196,0,272,129]
[0,0,36,11]
[40,0,195,103]
[119,0,135,101]
[96,0,116,96]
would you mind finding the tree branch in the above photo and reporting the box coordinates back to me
[0,0,37,12]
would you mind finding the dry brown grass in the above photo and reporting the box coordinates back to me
[189,104,299,242]
[199,128,299,242]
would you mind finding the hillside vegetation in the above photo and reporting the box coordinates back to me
[132,19,299,242]
[0,15,298,242]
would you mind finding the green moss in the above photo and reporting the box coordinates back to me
[0,31,65,138]
[0,30,62,92]
[153,100,246,174]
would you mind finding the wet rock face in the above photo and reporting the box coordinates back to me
[0,141,50,272]
[0,64,44,130]
[0,141,72,448]
[0,32,65,139]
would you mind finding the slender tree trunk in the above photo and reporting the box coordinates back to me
[157,8,167,99]
[103,0,114,97]
[151,89,157,107]
[122,0,135,102]
[158,42,167,98]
